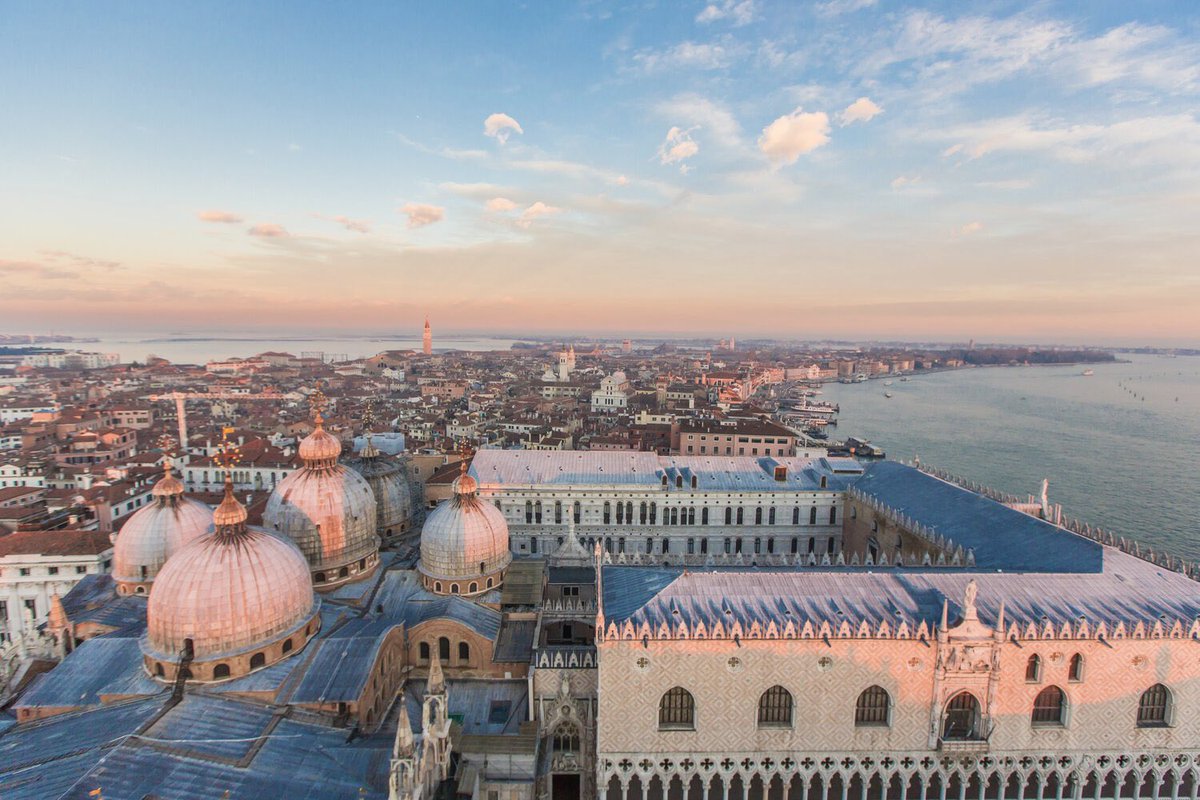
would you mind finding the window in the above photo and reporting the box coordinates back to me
[736,507,744,525]
[47,566,58,575]
[769,507,776,525]
[1032,686,1066,726]
[282,638,293,653]
[725,507,732,525]
[250,652,266,670]
[76,565,87,574]
[1025,654,1042,682]
[419,642,430,661]
[1138,684,1170,727]
[659,687,695,730]
[1069,653,1084,682]
[439,637,451,661]
[18,568,30,577]
[809,507,817,525]
[793,507,800,525]
[553,723,581,753]
[755,507,763,525]
[701,507,708,525]
[829,506,837,524]
[855,686,890,727]
[942,692,982,740]
[459,642,470,662]
[758,685,793,727]
[213,663,230,679]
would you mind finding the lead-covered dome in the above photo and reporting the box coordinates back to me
[264,413,379,589]
[419,468,511,596]
[343,435,414,547]
[113,462,211,596]
[143,479,319,683]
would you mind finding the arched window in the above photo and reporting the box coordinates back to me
[282,638,293,653]
[702,507,709,525]
[725,507,732,525]
[450,583,459,594]
[553,723,581,753]
[438,637,450,662]
[758,685,793,727]
[468,582,478,594]
[213,663,230,679]
[458,642,470,662]
[942,692,982,740]
[250,652,266,670]
[768,507,776,525]
[1138,684,1171,727]
[1025,654,1042,682]
[525,500,533,523]
[809,506,817,525]
[1032,686,1066,726]
[1069,653,1084,682]
[659,687,695,730]
[736,507,744,525]
[419,642,430,661]
[434,581,442,593]
[676,475,683,489]
[616,502,625,524]
[855,686,890,727]
[829,506,837,524]
[755,507,763,525]
[792,506,800,524]
[640,502,647,524]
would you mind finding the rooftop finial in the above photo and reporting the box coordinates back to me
[310,384,328,426]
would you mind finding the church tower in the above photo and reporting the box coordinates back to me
[422,318,432,355]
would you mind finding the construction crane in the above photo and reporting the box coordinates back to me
[146,391,285,452]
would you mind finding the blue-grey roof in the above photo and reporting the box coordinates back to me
[601,558,1200,631]
[373,569,501,640]
[289,618,401,704]
[14,637,162,710]
[399,679,527,736]
[851,460,1104,572]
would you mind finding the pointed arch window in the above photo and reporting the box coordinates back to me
[942,692,982,740]
[659,687,695,730]
[758,685,793,727]
[1032,686,1066,726]
[1138,684,1170,727]
[855,685,891,726]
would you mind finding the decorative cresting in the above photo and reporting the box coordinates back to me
[142,476,320,683]
[264,387,379,589]
[112,459,211,596]
[418,455,512,597]
[343,400,414,546]
[598,749,1200,800]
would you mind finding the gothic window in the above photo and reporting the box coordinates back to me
[640,501,647,524]
[755,507,763,525]
[809,506,818,525]
[793,506,800,525]
[646,537,653,553]
[1025,654,1042,682]
[829,506,837,524]
[676,475,683,489]
[439,637,450,661]
[855,686,890,727]
[554,723,581,753]
[535,501,543,523]
[758,685,793,727]
[1069,653,1084,682]
[702,507,709,525]
[626,502,633,523]
[753,537,761,554]
[687,507,695,525]
[525,500,533,524]
[769,507,776,525]
[617,503,625,524]
[650,502,657,524]
[736,507,744,525]
[1138,684,1171,727]
[942,692,982,740]
[725,507,732,525]
[659,687,695,730]
[603,501,611,524]
[1032,686,1066,726]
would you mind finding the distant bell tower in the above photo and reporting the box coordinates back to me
[423,317,432,355]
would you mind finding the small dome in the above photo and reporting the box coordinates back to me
[343,443,414,542]
[144,481,318,678]
[112,465,210,595]
[419,468,511,594]
[298,417,342,464]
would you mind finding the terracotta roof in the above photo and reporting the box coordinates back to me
[0,529,112,557]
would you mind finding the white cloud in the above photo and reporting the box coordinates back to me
[959,221,984,236]
[517,202,562,229]
[656,94,742,148]
[248,223,288,238]
[197,210,242,224]
[633,41,732,72]
[696,0,755,26]
[840,97,883,126]
[331,215,370,233]
[483,113,524,144]
[816,0,877,17]
[615,175,630,187]
[890,175,920,190]
[400,203,445,228]
[758,109,831,164]
[486,197,518,212]
[658,127,700,171]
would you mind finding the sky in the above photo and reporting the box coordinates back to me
[1,1,1198,344]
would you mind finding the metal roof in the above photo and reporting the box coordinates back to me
[501,560,544,606]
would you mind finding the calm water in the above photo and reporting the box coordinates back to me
[85,334,523,364]
[819,355,1200,560]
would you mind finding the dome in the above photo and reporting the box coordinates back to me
[112,463,211,595]
[343,437,414,545]
[418,469,511,596]
[265,416,379,589]
[143,479,319,682]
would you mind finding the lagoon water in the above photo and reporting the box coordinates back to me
[820,355,1200,560]
[85,334,523,364]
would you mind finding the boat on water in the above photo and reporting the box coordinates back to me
[845,436,885,460]
[884,391,893,398]
[1081,368,1095,376]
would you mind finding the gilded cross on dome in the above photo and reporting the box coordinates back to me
[213,426,242,480]
[458,440,473,477]
[309,385,328,423]
[361,398,376,431]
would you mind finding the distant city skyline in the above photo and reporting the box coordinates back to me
[1,1,1198,344]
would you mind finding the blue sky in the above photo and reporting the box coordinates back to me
[1,1,1198,343]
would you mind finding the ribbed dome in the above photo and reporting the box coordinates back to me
[343,444,413,540]
[299,423,342,464]
[144,483,318,666]
[264,455,379,587]
[112,465,210,594]
[419,471,511,589]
